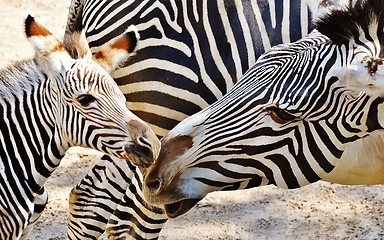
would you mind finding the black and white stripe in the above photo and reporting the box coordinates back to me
[64,0,320,239]
[0,16,153,239]
[142,0,384,220]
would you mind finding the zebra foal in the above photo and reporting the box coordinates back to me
[0,15,159,239]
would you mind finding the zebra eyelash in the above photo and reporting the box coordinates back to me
[265,106,297,124]
[77,94,97,107]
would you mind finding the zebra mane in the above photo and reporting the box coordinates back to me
[0,59,40,101]
[314,0,384,45]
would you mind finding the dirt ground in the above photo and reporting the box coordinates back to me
[1,1,384,239]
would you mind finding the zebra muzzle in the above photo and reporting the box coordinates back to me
[124,143,156,168]
[124,119,161,168]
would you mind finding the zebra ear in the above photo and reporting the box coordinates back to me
[63,30,92,59]
[25,15,72,74]
[63,0,88,59]
[92,26,139,73]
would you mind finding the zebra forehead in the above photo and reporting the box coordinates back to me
[70,60,109,81]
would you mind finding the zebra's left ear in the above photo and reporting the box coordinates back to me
[92,26,139,73]
[25,15,73,74]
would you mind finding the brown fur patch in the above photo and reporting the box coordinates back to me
[159,135,193,162]
[26,17,51,37]
[93,51,105,61]
[111,36,131,52]
[143,135,193,190]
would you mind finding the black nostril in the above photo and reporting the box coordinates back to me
[146,178,161,192]
[130,139,154,161]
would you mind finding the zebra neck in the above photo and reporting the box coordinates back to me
[30,69,71,189]
[0,60,69,192]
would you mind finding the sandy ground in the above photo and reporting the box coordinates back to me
[1,1,384,239]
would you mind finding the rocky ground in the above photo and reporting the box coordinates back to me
[1,1,384,239]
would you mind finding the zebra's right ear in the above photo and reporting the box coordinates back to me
[63,30,92,60]
[92,26,139,73]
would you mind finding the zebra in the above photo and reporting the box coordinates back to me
[142,0,384,221]
[63,0,320,238]
[0,15,160,239]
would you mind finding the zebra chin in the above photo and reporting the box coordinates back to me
[163,199,202,218]
[141,184,203,218]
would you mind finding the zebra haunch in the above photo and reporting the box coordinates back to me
[0,15,159,239]
[142,0,384,218]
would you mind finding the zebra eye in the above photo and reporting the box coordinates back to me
[77,94,96,107]
[266,106,296,124]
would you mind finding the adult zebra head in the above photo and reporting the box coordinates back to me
[142,0,384,218]
[26,15,159,168]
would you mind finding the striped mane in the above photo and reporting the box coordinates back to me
[0,60,39,101]
[314,0,384,46]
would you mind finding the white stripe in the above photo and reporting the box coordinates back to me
[282,0,291,43]
[111,58,199,83]
[118,81,210,108]
[250,0,272,51]
[127,102,189,122]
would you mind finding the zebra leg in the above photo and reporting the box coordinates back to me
[106,166,167,239]
[67,154,148,239]
[20,187,48,240]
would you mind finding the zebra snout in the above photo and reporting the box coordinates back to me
[125,139,159,168]
[125,119,161,168]
[145,177,162,194]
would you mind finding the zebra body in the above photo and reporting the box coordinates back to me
[64,0,320,238]
[142,0,384,219]
[0,16,159,239]
[66,0,317,136]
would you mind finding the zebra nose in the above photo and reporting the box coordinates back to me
[125,137,159,168]
[145,177,162,194]
[126,120,160,168]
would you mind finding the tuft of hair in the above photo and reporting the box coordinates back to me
[314,0,384,45]
[25,14,51,38]
[64,30,91,59]
[63,0,86,59]
[124,25,140,53]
